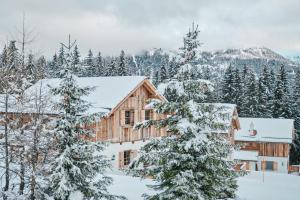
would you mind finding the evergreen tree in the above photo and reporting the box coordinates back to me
[257,76,270,117]
[95,52,104,76]
[272,65,291,118]
[1,45,8,67]
[50,53,59,77]
[72,45,80,66]
[232,67,243,110]
[130,25,240,199]
[168,57,179,78]
[260,66,274,116]
[58,45,65,66]
[290,68,300,164]
[35,56,47,80]
[222,65,235,104]
[48,43,123,200]
[152,70,160,87]
[159,63,168,82]
[86,49,94,66]
[117,50,127,76]
[241,70,259,117]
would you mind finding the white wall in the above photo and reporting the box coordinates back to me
[102,140,148,175]
[257,156,289,173]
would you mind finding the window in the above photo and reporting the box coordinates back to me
[265,161,273,171]
[145,110,153,120]
[123,150,131,166]
[125,110,134,126]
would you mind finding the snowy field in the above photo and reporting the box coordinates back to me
[108,171,300,200]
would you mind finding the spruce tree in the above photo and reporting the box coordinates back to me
[241,70,259,117]
[48,42,123,200]
[95,51,104,76]
[272,65,291,118]
[58,45,65,66]
[257,76,271,117]
[232,67,243,111]
[222,65,235,104]
[72,45,80,66]
[117,50,127,76]
[159,63,168,82]
[290,68,300,164]
[130,24,240,199]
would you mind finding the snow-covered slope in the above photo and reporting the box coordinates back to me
[199,47,298,73]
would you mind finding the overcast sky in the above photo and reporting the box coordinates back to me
[0,0,299,58]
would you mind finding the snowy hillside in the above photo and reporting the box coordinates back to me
[203,47,298,73]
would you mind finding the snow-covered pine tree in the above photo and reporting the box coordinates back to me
[48,41,124,200]
[95,51,105,76]
[159,62,168,82]
[49,53,60,77]
[290,68,300,164]
[168,57,179,78]
[130,23,240,200]
[260,66,274,117]
[72,45,80,66]
[232,67,243,111]
[58,44,65,66]
[222,64,235,104]
[117,50,127,76]
[257,76,271,117]
[272,65,291,118]
[86,49,93,67]
[241,70,259,117]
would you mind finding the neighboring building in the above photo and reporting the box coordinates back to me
[234,118,294,173]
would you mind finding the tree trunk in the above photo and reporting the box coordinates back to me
[3,94,10,200]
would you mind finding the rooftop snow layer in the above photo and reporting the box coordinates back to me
[235,118,294,143]
[1,76,147,115]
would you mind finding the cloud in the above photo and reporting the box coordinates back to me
[0,0,299,58]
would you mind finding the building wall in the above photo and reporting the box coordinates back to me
[102,140,149,174]
[258,156,289,173]
[95,82,167,143]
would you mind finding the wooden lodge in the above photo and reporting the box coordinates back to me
[234,118,294,173]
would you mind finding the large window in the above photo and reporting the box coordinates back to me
[123,150,131,166]
[125,110,134,126]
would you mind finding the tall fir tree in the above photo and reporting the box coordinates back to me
[130,24,240,199]
[117,50,127,76]
[272,65,291,118]
[232,67,243,110]
[290,68,300,164]
[257,76,271,117]
[222,65,235,104]
[159,62,168,82]
[95,51,104,76]
[58,44,65,66]
[48,42,124,200]
[72,45,80,66]
[241,70,259,117]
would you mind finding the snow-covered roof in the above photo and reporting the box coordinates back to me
[234,150,258,161]
[235,118,294,143]
[1,76,148,115]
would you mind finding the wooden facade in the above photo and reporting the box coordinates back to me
[236,141,290,157]
[93,79,167,143]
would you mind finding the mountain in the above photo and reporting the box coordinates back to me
[199,47,299,73]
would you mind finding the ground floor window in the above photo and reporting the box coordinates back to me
[265,161,273,170]
[123,150,131,166]
[119,150,138,168]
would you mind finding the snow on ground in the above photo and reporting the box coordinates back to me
[108,171,300,200]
